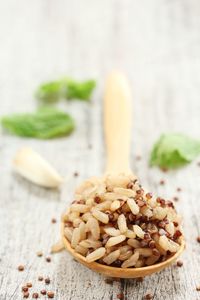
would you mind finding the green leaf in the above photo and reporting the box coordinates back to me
[65,79,96,101]
[1,107,75,139]
[35,78,96,103]
[35,81,63,103]
[150,133,200,169]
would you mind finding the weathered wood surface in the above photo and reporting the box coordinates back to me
[1,0,200,299]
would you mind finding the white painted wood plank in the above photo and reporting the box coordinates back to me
[0,0,200,299]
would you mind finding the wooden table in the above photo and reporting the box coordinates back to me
[1,1,200,299]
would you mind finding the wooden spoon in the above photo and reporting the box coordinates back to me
[61,71,185,278]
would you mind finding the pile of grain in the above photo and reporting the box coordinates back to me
[62,174,182,268]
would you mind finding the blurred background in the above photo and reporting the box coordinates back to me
[1,1,200,299]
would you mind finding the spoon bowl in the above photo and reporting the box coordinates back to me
[61,222,185,278]
[61,71,185,278]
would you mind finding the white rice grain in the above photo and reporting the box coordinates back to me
[165,222,175,236]
[95,201,111,211]
[117,214,127,233]
[124,229,136,239]
[136,248,152,257]
[75,245,88,256]
[105,235,126,248]
[86,247,106,262]
[79,239,102,249]
[119,250,133,261]
[127,238,141,248]
[121,251,139,268]
[64,227,73,242]
[110,200,121,211]
[87,217,100,240]
[159,235,179,252]
[127,198,139,215]
[73,218,82,228]
[104,227,121,237]
[133,225,145,239]
[71,204,90,213]
[153,207,167,220]
[92,208,109,224]
[103,250,120,265]
[114,187,136,198]
[71,228,81,248]
[79,222,86,240]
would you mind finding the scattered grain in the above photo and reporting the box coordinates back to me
[47,291,54,298]
[45,278,50,285]
[176,260,183,267]
[46,257,51,263]
[18,265,24,271]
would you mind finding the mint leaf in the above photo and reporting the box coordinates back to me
[35,81,63,103]
[35,78,96,103]
[1,107,75,139]
[65,79,96,101]
[150,133,200,169]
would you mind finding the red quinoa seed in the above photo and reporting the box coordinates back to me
[47,291,54,298]
[176,260,183,267]
[159,180,165,185]
[136,155,141,161]
[45,278,50,285]
[22,286,29,292]
[36,251,43,257]
[173,197,179,202]
[197,236,200,243]
[144,293,153,300]
[23,292,29,298]
[146,192,152,199]
[32,293,39,299]
[136,277,144,282]
[46,257,51,263]
[196,286,200,291]
[38,276,43,281]
[117,293,124,299]
[26,283,32,288]
[18,265,24,271]
[51,218,57,224]
[40,290,47,295]
[104,278,113,284]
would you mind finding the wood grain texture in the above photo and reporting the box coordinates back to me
[0,0,200,299]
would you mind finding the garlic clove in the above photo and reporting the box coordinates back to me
[13,147,63,188]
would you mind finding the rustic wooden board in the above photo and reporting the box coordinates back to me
[1,0,200,299]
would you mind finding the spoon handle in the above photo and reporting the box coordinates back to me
[104,71,132,174]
